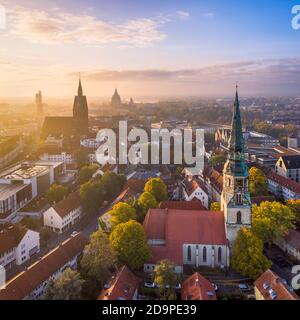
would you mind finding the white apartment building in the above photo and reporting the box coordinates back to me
[0,226,40,270]
[43,191,82,234]
[182,178,209,209]
[0,233,88,300]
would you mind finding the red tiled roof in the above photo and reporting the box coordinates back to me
[52,191,81,218]
[267,171,300,195]
[123,179,145,193]
[159,199,205,211]
[254,269,299,300]
[284,230,300,251]
[251,196,276,205]
[0,233,88,300]
[111,187,136,206]
[182,178,207,197]
[98,265,141,300]
[0,226,27,255]
[143,209,228,265]
[181,272,217,300]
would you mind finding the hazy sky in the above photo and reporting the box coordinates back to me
[1,0,300,99]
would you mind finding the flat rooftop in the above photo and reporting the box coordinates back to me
[0,183,28,200]
[0,164,49,180]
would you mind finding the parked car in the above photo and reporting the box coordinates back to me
[144,281,156,289]
[239,284,251,292]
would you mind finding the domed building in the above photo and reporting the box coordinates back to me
[111,89,122,108]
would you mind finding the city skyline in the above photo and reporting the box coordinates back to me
[1,0,300,98]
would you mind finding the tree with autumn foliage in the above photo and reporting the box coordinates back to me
[231,228,272,279]
[249,167,268,197]
[252,201,296,244]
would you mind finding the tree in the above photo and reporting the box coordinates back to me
[286,199,300,228]
[210,202,221,211]
[74,148,89,168]
[46,184,68,204]
[109,220,150,270]
[80,180,104,215]
[109,202,137,229]
[249,167,268,197]
[80,230,117,285]
[144,178,168,202]
[136,192,158,221]
[231,228,272,279]
[78,164,99,184]
[154,260,178,300]
[252,201,296,244]
[101,172,127,201]
[44,268,84,300]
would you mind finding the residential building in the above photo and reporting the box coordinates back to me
[181,272,217,300]
[43,191,82,234]
[181,178,209,209]
[276,155,300,183]
[267,170,300,201]
[254,269,299,300]
[98,265,141,300]
[0,136,23,170]
[0,233,88,300]
[277,230,300,262]
[0,226,40,270]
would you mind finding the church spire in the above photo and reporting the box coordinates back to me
[78,73,83,96]
[228,83,243,154]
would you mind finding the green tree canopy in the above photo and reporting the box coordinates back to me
[101,172,127,201]
[78,164,99,184]
[109,202,137,229]
[44,268,84,300]
[252,201,296,244]
[80,230,117,285]
[231,228,272,279]
[286,199,300,228]
[154,259,178,300]
[74,148,89,168]
[80,180,104,215]
[109,220,150,270]
[136,191,158,221]
[144,178,168,202]
[249,167,268,197]
[46,184,68,205]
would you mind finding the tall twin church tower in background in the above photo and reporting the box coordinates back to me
[221,86,252,245]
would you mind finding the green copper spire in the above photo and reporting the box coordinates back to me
[228,84,243,153]
[223,84,248,177]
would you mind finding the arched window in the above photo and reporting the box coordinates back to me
[203,246,207,262]
[218,247,222,263]
[187,246,191,261]
[237,211,242,224]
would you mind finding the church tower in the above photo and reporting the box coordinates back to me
[221,85,252,245]
[73,76,88,134]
